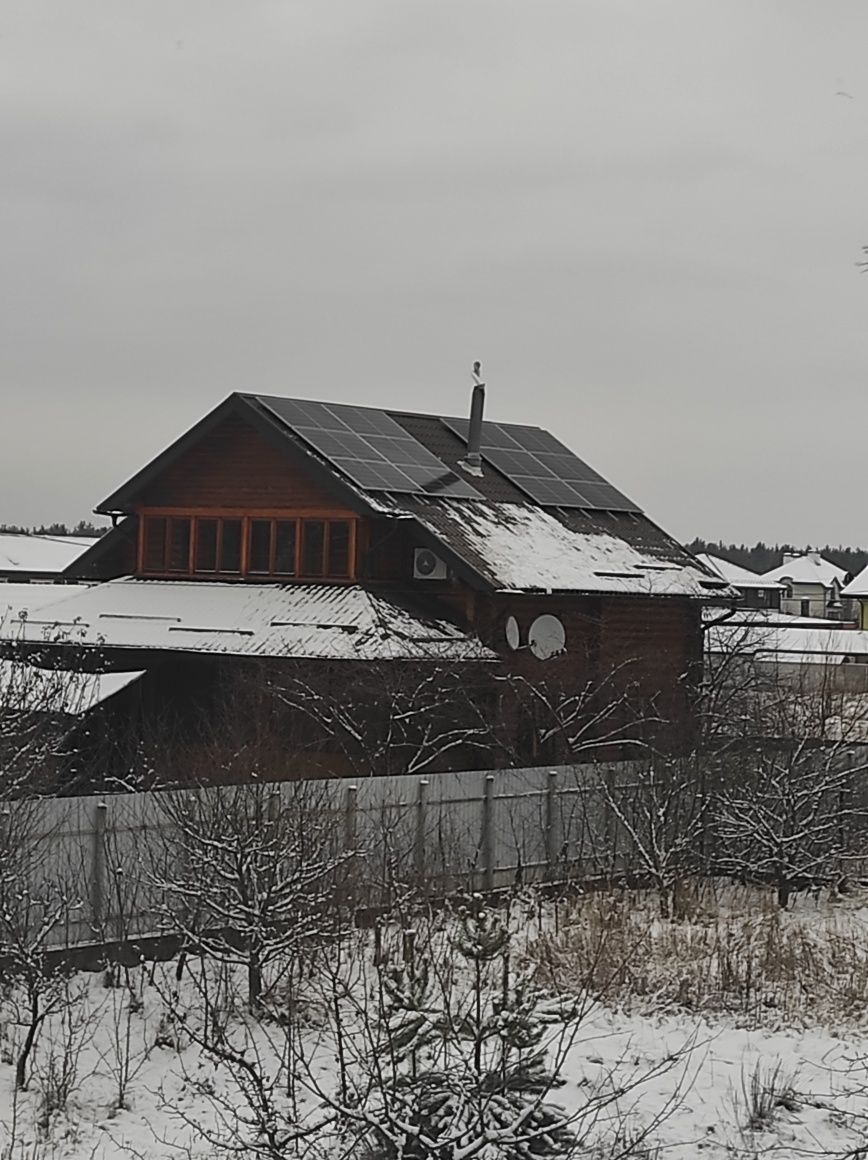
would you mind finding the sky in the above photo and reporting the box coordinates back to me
[2,0,867,545]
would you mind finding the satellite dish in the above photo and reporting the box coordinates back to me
[528,614,566,660]
[505,615,520,650]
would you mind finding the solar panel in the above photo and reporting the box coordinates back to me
[257,398,483,499]
[441,418,641,512]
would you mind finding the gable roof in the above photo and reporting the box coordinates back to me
[696,553,784,591]
[842,564,868,599]
[91,392,732,601]
[762,554,847,588]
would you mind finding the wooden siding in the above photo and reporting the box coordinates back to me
[136,415,355,513]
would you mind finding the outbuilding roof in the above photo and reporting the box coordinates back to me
[6,578,498,664]
[0,534,98,577]
[706,620,868,665]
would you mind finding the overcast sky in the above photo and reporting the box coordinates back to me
[2,1,867,545]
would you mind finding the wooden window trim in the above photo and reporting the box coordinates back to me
[137,511,358,582]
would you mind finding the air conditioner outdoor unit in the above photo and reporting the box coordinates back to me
[413,548,447,580]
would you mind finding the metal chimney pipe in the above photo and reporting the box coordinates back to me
[460,361,485,476]
[465,383,485,469]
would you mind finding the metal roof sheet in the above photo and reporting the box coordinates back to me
[397,498,734,599]
[0,535,98,576]
[1,578,497,663]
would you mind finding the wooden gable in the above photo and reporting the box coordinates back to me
[136,413,355,515]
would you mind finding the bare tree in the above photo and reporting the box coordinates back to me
[152,780,349,1010]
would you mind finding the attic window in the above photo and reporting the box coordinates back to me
[139,514,354,581]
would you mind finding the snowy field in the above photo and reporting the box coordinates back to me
[1,884,868,1158]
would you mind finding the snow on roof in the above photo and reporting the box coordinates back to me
[762,553,847,588]
[0,661,142,715]
[842,563,868,599]
[0,534,99,576]
[702,607,841,629]
[707,620,868,664]
[0,583,91,621]
[695,553,784,590]
[0,578,497,663]
[406,500,733,598]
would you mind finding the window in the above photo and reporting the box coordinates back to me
[248,520,272,574]
[327,521,350,577]
[167,518,191,572]
[301,520,325,576]
[195,519,218,572]
[274,521,296,575]
[143,517,167,572]
[220,520,242,573]
[140,514,354,580]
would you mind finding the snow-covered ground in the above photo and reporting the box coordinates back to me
[1,887,868,1158]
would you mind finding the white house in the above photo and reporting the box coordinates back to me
[761,551,851,620]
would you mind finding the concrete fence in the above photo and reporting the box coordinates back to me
[0,763,648,950]
[4,756,867,951]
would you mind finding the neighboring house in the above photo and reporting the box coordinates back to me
[761,552,853,621]
[695,553,783,611]
[2,390,734,783]
[841,565,868,630]
[0,533,99,583]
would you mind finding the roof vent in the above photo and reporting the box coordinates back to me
[458,361,485,477]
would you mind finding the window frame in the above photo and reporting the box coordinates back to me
[138,510,357,582]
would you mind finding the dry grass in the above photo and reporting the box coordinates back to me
[524,882,868,1025]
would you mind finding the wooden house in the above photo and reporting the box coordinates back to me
[5,389,732,785]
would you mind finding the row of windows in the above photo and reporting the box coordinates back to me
[141,516,353,579]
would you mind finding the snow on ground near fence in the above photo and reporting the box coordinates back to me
[2,890,868,1157]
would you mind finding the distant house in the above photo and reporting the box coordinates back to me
[0,533,98,584]
[841,566,868,630]
[2,390,734,784]
[695,553,783,611]
[761,552,852,621]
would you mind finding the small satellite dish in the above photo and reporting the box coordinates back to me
[528,614,566,660]
[505,615,520,650]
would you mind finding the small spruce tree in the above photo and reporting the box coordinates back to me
[353,901,578,1160]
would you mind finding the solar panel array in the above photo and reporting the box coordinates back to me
[257,397,483,499]
[441,418,640,512]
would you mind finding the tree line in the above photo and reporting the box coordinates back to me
[686,538,868,577]
[0,521,108,538]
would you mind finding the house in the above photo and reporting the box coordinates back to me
[0,533,98,583]
[841,565,868,630]
[695,553,783,611]
[761,552,853,621]
[2,388,734,784]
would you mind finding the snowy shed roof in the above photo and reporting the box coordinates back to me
[2,578,498,663]
[706,621,868,665]
[401,499,733,598]
[696,554,784,591]
[0,661,143,715]
[762,553,847,589]
[0,534,98,577]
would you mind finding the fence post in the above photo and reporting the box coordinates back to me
[91,801,108,934]
[545,769,559,879]
[482,774,495,893]
[344,784,358,853]
[414,779,428,883]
